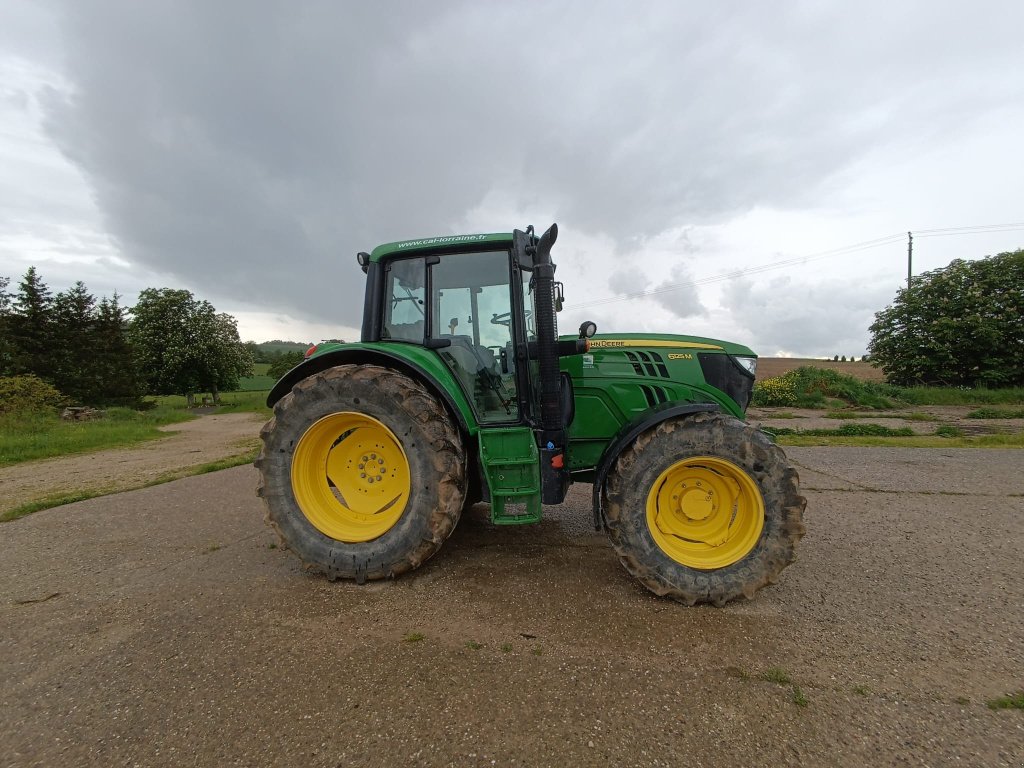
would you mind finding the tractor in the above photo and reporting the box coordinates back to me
[256,224,805,605]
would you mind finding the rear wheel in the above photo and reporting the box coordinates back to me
[256,364,466,582]
[604,411,805,606]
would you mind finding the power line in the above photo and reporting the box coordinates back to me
[917,226,1024,240]
[571,223,1024,311]
[914,222,1024,235]
[572,233,905,310]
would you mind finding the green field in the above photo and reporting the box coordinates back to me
[0,406,195,468]
[152,390,272,414]
[253,341,310,356]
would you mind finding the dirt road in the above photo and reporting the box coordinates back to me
[0,413,265,516]
[2,446,1022,766]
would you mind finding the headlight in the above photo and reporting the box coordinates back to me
[734,356,757,376]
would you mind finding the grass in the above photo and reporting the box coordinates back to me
[0,406,195,468]
[792,686,809,707]
[1,445,260,523]
[824,410,935,421]
[147,443,260,485]
[895,386,1024,406]
[403,632,425,643]
[757,366,1024,409]
[764,424,916,438]
[760,667,792,685]
[236,376,275,391]
[966,407,1024,419]
[1,488,115,522]
[853,685,870,696]
[986,691,1024,710]
[150,389,272,415]
[785,367,900,409]
[465,641,483,650]
[774,432,1024,448]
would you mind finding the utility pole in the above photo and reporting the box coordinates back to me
[907,231,913,290]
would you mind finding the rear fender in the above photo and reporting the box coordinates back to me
[589,402,720,531]
[266,346,478,437]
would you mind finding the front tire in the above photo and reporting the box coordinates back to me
[604,412,805,606]
[256,365,466,582]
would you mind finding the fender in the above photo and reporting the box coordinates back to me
[266,347,476,436]
[589,401,720,531]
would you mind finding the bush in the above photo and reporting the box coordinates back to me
[752,375,798,407]
[782,367,900,409]
[0,375,67,415]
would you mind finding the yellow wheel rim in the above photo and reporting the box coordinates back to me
[645,456,765,570]
[291,412,411,543]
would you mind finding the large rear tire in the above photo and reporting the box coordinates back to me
[256,365,466,582]
[603,411,805,606]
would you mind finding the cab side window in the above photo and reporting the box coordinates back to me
[383,258,425,342]
[430,251,518,423]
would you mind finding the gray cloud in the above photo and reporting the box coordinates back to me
[723,275,894,357]
[33,0,1024,338]
[650,263,707,319]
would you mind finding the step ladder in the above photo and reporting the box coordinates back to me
[478,427,542,525]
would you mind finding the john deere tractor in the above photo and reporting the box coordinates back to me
[257,224,805,605]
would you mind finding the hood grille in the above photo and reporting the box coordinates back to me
[623,350,670,378]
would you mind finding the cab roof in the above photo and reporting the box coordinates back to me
[369,232,513,262]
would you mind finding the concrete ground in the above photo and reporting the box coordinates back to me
[2,447,1023,767]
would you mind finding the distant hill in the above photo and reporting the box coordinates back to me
[757,358,886,383]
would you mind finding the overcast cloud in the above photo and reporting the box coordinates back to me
[2,0,1023,355]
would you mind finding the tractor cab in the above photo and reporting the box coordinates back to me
[379,248,527,423]
[355,225,589,518]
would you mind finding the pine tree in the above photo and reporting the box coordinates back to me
[8,267,57,383]
[52,281,98,403]
[94,294,143,404]
[0,276,13,376]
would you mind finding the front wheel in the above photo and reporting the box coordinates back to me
[256,364,466,582]
[603,412,805,606]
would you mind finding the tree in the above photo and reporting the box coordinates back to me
[267,350,304,378]
[7,267,56,381]
[868,249,1024,387]
[93,294,143,404]
[0,276,12,376]
[52,281,98,403]
[191,312,253,402]
[129,288,252,404]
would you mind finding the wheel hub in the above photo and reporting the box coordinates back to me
[292,412,411,542]
[678,484,714,521]
[646,456,765,570]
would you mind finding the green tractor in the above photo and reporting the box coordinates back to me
[257,224,805,605]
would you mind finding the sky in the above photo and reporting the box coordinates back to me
[2,1,1023,357]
